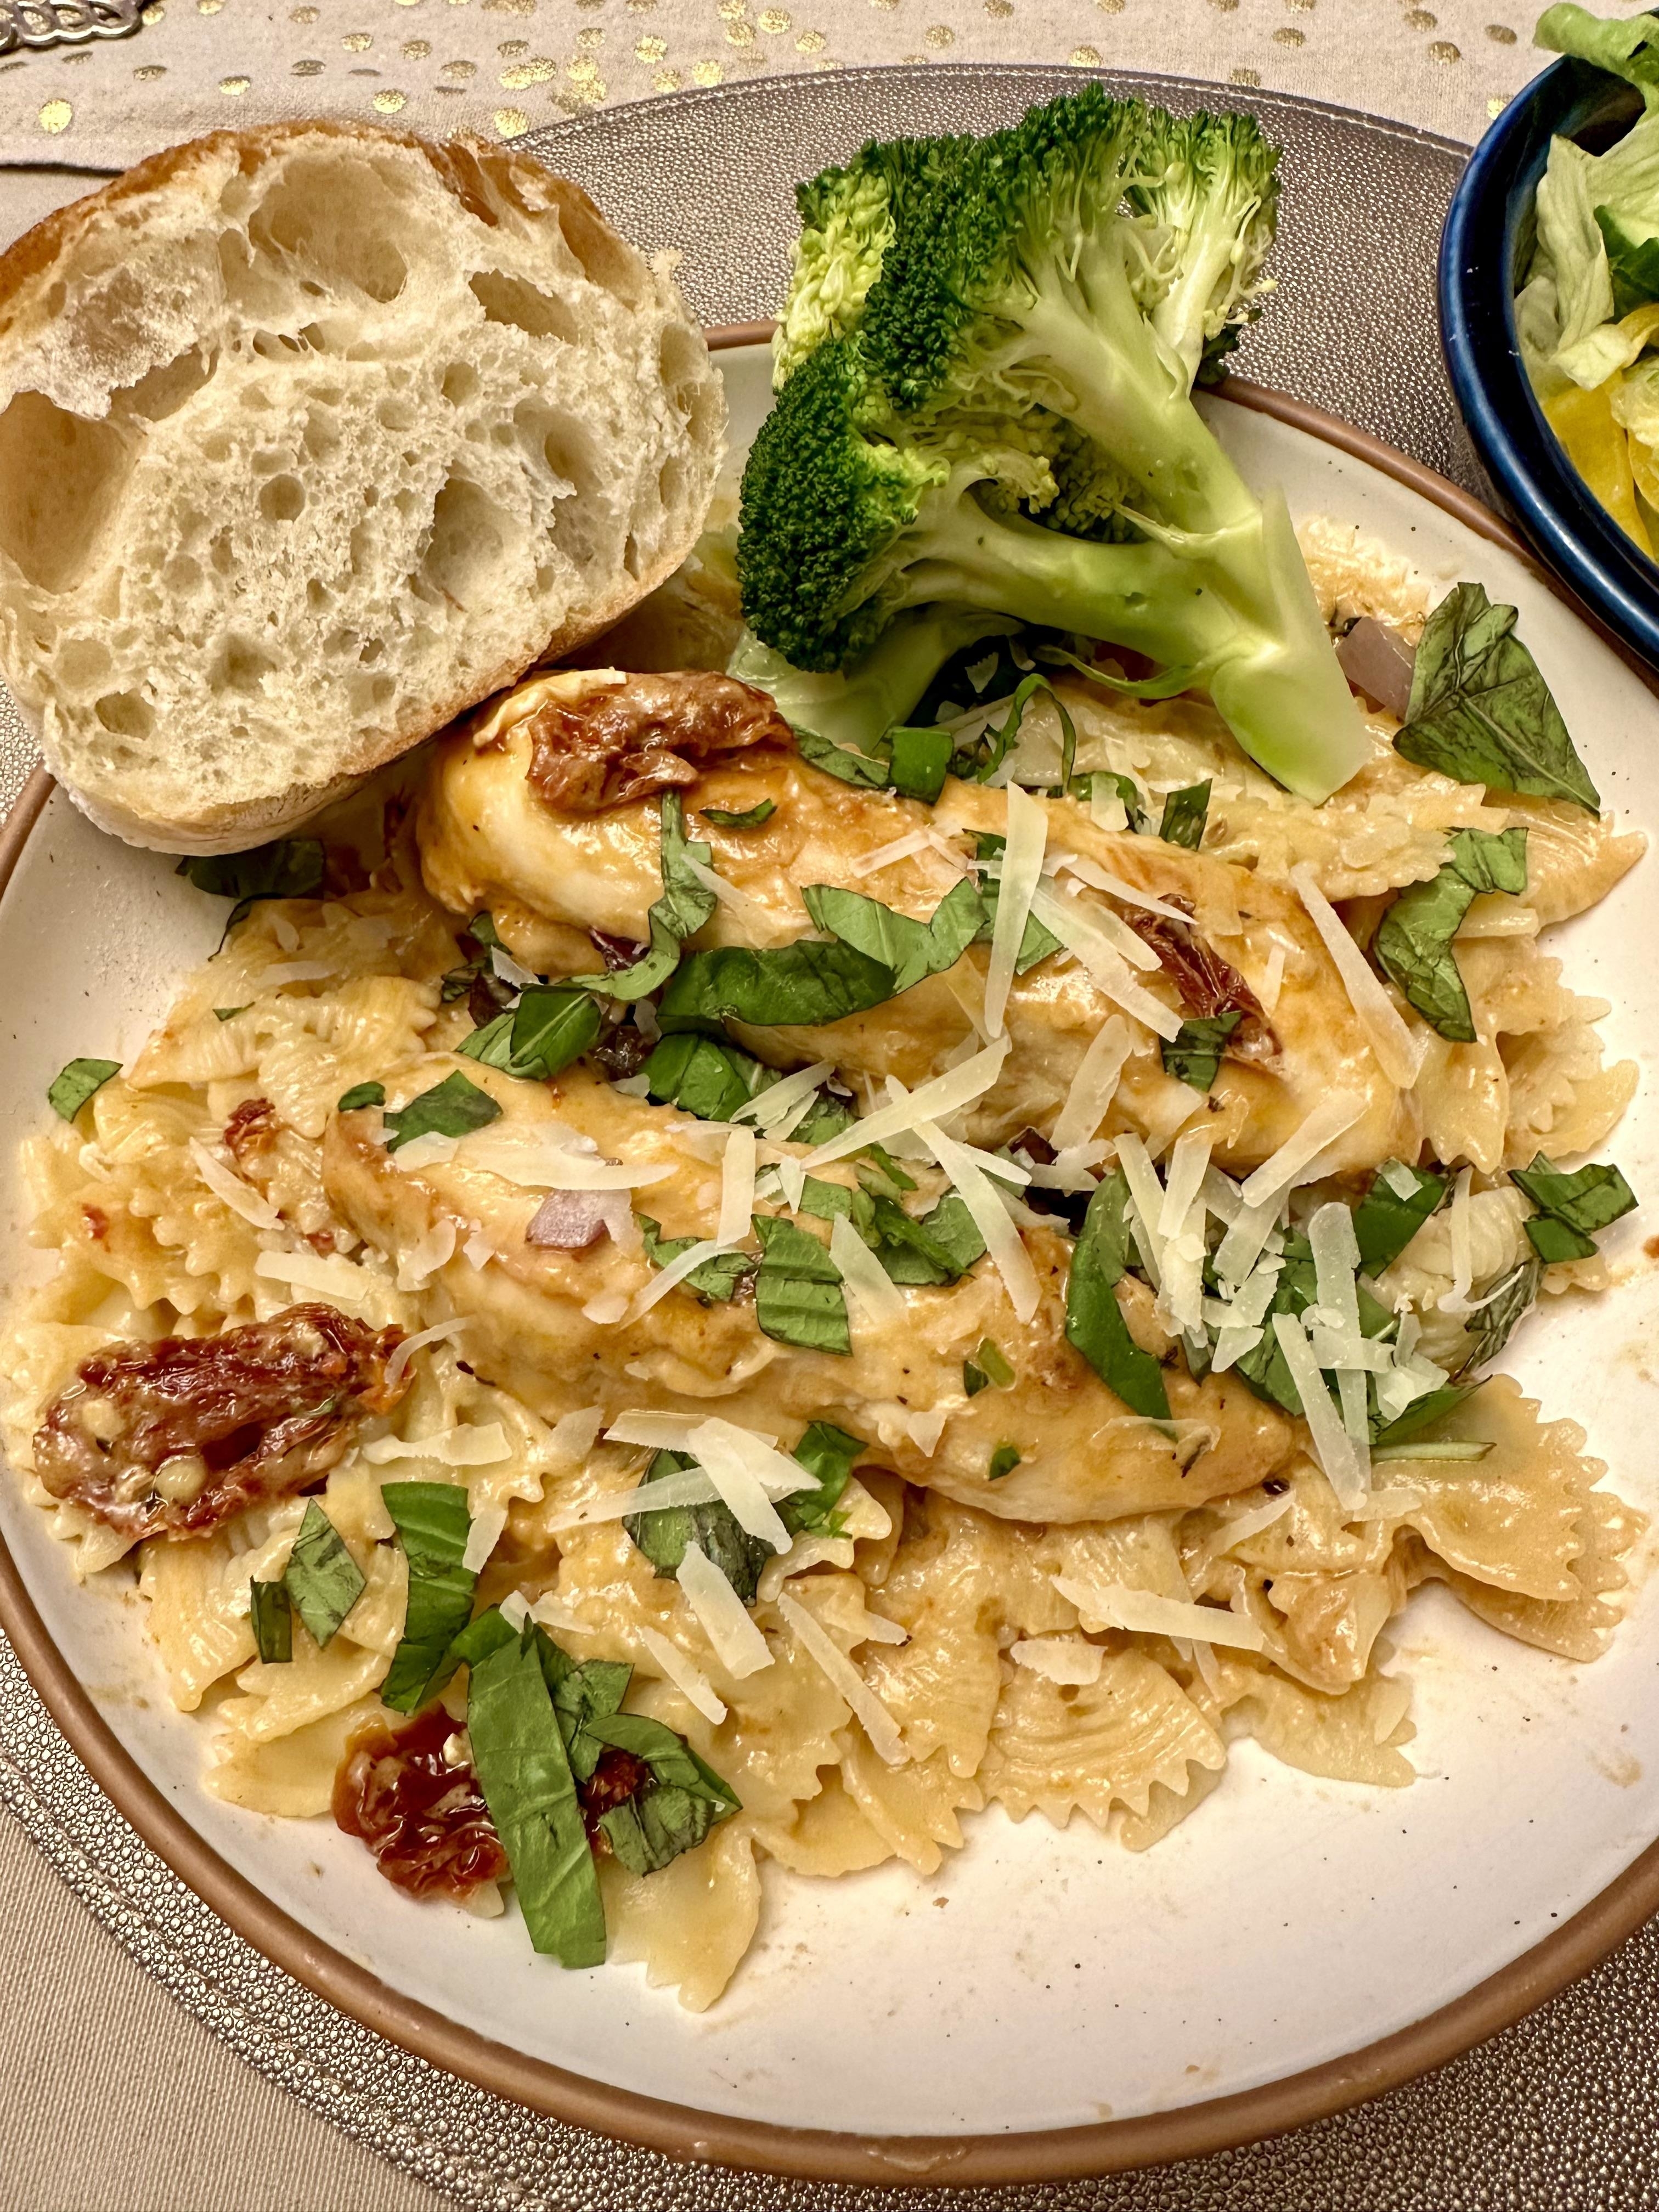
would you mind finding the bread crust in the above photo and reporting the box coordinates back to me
[0,121,725,853]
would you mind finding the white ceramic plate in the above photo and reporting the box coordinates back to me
[3,345,1658,2175]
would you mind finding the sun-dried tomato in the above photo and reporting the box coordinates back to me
[334,1708,507,1901]
[580,1747,651,1853]
[82,1205,109,1243]
[522,671,792,814]
[223,1096,278,1168]
[33,1305,408,1542]
[1126,906,1278,1063]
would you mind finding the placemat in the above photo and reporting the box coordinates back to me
[3,55,1656,2212]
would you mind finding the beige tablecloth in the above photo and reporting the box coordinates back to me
[0,13,1585,2210]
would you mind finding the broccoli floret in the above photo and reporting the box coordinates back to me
[1124,109,1279,385]
[740,88,1368,800]
[729,607,1018,755]
[774,133,969,388]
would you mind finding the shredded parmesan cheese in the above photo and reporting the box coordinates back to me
[1237,1092,1369,1212]
[682,853,778,939]
[984,782,1047,1039]
[800,1040,1009,1172]
[716,1124,757,1248]
[735,1060,836,1136]
[527,1593,584,1635]
[462,1503,507,1573]
[256,961,336,989]
[1051,1015,1133,1153]
[499,1591,530,1631]
[775,1591,909,1764]
[1052,1574,1267,1651]
[460,1127,673,1193]
[831,1211,907,1330]
[390,1132,461,1172]
[688,1419,795,1550]
[676,1542,774,1678]
[1271,1311,1366,1509]
[1048,853,1193,924]
[1259,942,1286,1017]
[1210,1491,1294,1548]
[364,1423,511,1469]
[550,1406,606,1461]
[384,1315,468,1390]
[254,1248,375,1304]
[1011,1635,1105,1685]
[1290,863,1426,1088]
[909,1109,1041,1322]
[396,1214,456,1291]
[1029,882,1183,1040]
[639,1623,727,1724]
[187,1138,280,1232]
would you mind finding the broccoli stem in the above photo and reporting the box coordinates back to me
[729,607,1017,752]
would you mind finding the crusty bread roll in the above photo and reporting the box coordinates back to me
[0,122,725,852]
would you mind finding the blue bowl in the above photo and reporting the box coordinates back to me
[1441,56,1659,664]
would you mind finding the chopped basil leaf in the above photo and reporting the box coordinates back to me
[801,878,985,996]
[792,1092,857,1146]
[973,834,1063,972]
[178,838,325,906]
[249,1577,292,1664]
[702,800,776,829]
[780,1419,865,1534]
[380,1482,477,1713]
[963,1358,989,1396]
[975,1338,1014,1387]
[644,1031,774,1122]
[213,1006,249,1023]
[637,1215,755,1301]
[1375,826,1529,1042]
[1395,583,1600,812]
[466,1629,605,1966]
[383,1070,502,1153]
[1511,1152,1637,1265]
[459,987,601,1082]
[1353,1161,1447,1273]
[337,1080,386,1113]
[1372,1383,1476,1444]
[534,1631,632,1782]
[570,794,715,1001]
[587,1710,741,1876]
[1232,1232,1395,1420]
[796,726,895,788]
[1158,780,1211,849]
[1091,770,1151,832]
[1453,1257,1542,1376]
[443,1604,520,1675]
[872,1191,988,1285]
[952,673,1075,788]
[48,1058,120,1122]
[887,724,953,804]
[855,1144,917,1198]
[797,1176,877,1235]
[988,1443,1023,1481]
[1064,1170,1171,1421]
[1161,1011,1240,1092]
[753,1213,849,1354]
[283,1500,365,1650]
[625,1448,774,1602]
[660,938,897,1029]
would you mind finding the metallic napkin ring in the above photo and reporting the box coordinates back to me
[0,0,140,56]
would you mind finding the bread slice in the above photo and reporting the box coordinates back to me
[0,122,725,851]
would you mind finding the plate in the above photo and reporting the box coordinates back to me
[2,329,1658,2183]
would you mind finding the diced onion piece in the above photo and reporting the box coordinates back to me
[715,1122,757,1249]
[460,1127,673,1192]
[799,1039,1009,1172]
[1236,1092,1368,1212]
[909,1111,1040,1322]
[734,1060,835,1135]
[1011,1635,1105,1685]
[1049,853,1194,925]
[384,1315,468,1391]
[830,1212,907,1330]
[775,1590,908,1764]
[255,1247,376,1305]
[1209,1491,1293,1547]
[688,1418,795,1550]
[364,1421,512,1468]
[639,1623,727,1725]
[187,1138,281,1231]
[1271,1311,1365,1510]
[1051,1016,1133,1153]
[1052,1573,1267,1651]
[1290,864,1425,1088]
[499,1591,530,1630]
[462,1503,507,1573]
[1029,883,1183,1041]
[396,1214,457,1290]
[676,1542,775,1678]
[984,782,1047,1040]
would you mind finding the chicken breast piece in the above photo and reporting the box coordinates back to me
[321,1062,1293,1523]
[416,686,1417,1176]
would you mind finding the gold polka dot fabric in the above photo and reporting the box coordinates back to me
[0,0,1560,161]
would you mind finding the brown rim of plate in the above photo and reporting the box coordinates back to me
[2,334,1657,2190]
